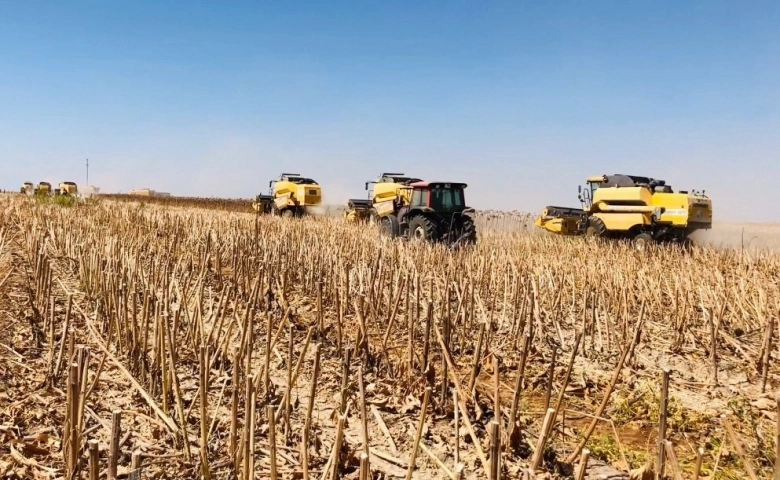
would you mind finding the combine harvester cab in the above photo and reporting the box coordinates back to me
[253,173,322,218]
[535,174,713,249]
[344,173,421,223]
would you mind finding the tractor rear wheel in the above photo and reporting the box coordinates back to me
[409,215,438,242]
[459,215,477,244]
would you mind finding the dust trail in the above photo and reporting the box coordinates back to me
[689,223,780,252]
[305,204,345,218]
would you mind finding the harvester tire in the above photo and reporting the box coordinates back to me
[586,217,607,237]
[379,214,400,238]
[281,209,294,219]
[633,233,654,251]
[368,208,379,226]
[409,215,437,242]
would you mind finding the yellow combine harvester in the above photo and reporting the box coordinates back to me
[252,173,322,218]
[344,172,422,223]
[20,182,34,195]
[34,181,52,196]
[58,181,78,196]
[535,174,712,249]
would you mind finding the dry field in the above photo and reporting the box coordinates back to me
[1,193,780,480]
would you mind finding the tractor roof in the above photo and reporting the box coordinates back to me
[409,181,468,188]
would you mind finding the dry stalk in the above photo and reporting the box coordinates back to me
[108,410,122,480]
[657,368,670,480]
[724,417,759,480]
[405,386,432,480]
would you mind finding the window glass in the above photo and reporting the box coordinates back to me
[430,187,464,210]
[411,189,424,207]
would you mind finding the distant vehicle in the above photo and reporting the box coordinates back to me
[252,173,322,217]
[35,182,52,196]
[535,173,713,250]
[58,181,78,196]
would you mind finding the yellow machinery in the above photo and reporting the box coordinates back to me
[344,172,422,223]
[58,181,78,196]
[535,174,713,248]
[20,182,34,195]
[34,181,52,196]
[252,173,322,217]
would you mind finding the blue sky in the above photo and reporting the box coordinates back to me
[1,1,778,221]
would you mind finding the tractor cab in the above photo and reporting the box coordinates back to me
[407,182,468,213]
[376,180,477,245]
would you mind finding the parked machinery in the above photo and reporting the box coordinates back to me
[20,182,34,195]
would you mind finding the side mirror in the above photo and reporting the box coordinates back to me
[578,185,582,194]
[364,182,369,190]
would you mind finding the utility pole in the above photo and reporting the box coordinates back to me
[86,158,89,186]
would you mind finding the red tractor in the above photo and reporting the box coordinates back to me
[377,181,477,246]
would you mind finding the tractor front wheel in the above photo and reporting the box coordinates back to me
[409,216,438,242]
[458,215,477,245]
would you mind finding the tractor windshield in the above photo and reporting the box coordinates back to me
[429,186,465,211]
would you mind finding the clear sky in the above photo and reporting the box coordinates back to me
[1,1,778,221]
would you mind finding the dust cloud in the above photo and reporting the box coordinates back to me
[305,204,346,218]
[689,223,780,252]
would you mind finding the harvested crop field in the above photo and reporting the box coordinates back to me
[1,193,779,479]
